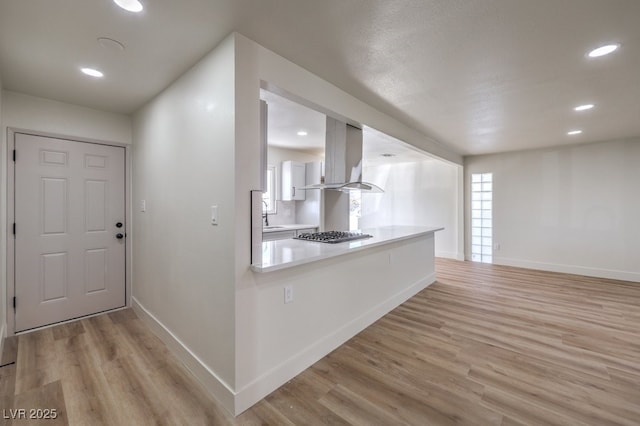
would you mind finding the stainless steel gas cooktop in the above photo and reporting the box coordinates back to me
[294,231,372,244]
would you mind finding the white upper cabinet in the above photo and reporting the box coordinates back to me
[282,160,306,200]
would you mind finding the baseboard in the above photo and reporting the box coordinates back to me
[436,250,464,260]
[493,257,640,283]
[436,251,465,261]
[234,271,437,415]
[132,271,438,416]
[131,297,236,415]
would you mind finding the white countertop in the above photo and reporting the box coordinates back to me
[262,224,318,234]
[252,225,443,273]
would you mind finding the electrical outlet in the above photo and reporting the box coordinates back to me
[284,285,293,304]
[140,200,146,212]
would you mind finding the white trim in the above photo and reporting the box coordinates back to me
[131,297,236,415]
[6,126,131,149]
[436,250,464,260]
[233,271,437,415]
[494,256,640,283]
[6,128,17,336]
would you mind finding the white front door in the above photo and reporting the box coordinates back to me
[14,133,126,332]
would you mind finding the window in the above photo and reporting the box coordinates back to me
[471,173,492,263]
[349,190,361,231]
[262,165,277,214]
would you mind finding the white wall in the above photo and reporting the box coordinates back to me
[465,139,640,282]
[233,33,454,414]
[1,90,132,340]
[131,34,237,410]
[2,91,132,144]
[125,31,460,416]
[361,159,463,259]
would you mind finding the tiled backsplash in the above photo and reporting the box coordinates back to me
[265,200,297,226]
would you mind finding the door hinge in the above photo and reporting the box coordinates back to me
[12,149,16,162]
[13,297,16,310]
[13,223,16,235]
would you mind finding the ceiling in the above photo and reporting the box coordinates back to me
[363,126,439,167]
[1,0,638,156]
[261,89,436,167]
[261,89,326,153]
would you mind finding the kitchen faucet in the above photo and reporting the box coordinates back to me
[262,200,269,226]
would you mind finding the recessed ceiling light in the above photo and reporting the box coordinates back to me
[297,131,308,136]
[574,104,594,111]
[380,153,396,157]
[587,44,619,58]
[80,67,104,78]
[567,130,583,136]
[113,0,143,12]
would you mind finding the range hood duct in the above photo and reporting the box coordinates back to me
[304,117,383,193]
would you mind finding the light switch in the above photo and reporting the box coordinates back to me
[141,200,146,212]
[284,285,293,304]
[211,205,218,225]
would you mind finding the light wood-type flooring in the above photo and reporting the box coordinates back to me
[1,258,639,425]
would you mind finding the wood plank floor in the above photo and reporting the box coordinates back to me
[2,258,639,425]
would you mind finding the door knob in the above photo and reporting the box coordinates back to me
[116,222,123,228]
[116,233,124,239]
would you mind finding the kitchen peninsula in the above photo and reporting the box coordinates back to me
[252,225,443,272]
[241,224,444,412]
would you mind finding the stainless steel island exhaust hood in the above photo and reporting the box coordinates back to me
[304,117,383,193]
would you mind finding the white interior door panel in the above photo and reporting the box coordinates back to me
[14,133,126,332]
